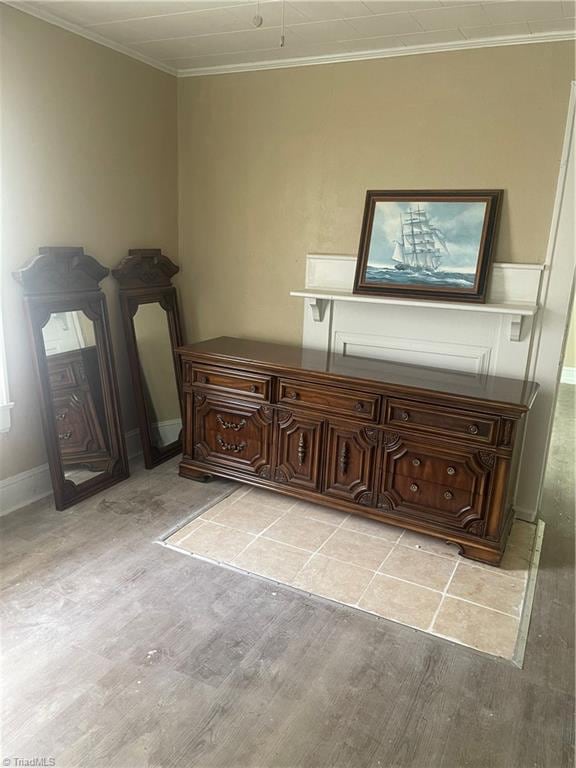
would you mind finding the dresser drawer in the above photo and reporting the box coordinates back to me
[386,399,498,445]
[278,379,379,422]
[387,439,493,495]
[184,363,270,400]
[380,473,486,533]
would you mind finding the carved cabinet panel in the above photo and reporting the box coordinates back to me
[324,423,378,506]
[377,436,495,533]
[274,409,324,491]
[192,393,271,477]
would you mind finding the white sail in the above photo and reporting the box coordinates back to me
[392,241,404,262]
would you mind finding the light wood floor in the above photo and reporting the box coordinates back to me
[1,386,574,768]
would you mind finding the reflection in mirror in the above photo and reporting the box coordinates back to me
[132,303,181,450]
[41,310,112,484]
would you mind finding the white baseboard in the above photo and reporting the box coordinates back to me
[561,366,576,385]
[514,506,538,523]
[0,428,143,517]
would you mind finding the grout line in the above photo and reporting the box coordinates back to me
[287,512,355,583]
[426,558,461,632]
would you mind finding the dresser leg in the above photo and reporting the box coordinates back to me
[458,542,503,566]
[179,466,214,483]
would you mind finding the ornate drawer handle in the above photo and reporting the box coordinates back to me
[468,424,479,435]
[411,458,421,467]
[56,412,67,421]
[58,431,72,441]
[249,384,257,393]
[197,374,208,384]
[401,411,410,421]
[285,390,299,400]
[297,432,307,466]
[216,415,246,432]
[216,435,246,454]
[446,466,456,475]
[444,490,454,500]
[409,483,419,492]
[354,401,366,412]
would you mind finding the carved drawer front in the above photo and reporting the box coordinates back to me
[274,410,324,491]
[278,379,379,422]
[386,399,498,445]
[184,363,270,401]
[379,473,487,533]
[48,360,79,390]
[324,423,378,506]
[192,394,271,476]
[389,440,494,495]
[52,390,108,458]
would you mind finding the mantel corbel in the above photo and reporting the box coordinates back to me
[306,297,330,323]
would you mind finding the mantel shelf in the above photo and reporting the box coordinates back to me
[290,288,539,342]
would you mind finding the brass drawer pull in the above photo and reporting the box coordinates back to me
[216,435,246,454]
[468,424,479,435]
[444,490,454,500]
[197,374,208,384]
[58,431,72,441]
[446,466,456,475]
[411,458,421,467]
[56,411,67,421]
[409,483,419,492]
[401,411,410,421]
[216,415,246,432]
[285,390,299,400]
[249,384,257,393]
[354,401,366,412]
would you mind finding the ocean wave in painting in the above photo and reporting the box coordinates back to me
[365,266,475,288]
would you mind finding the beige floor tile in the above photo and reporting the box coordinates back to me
[175,521,255,562]
[448,563,525,616]
[398,530,461,559]
[432,597,519,659]
[474,546,530,582]
[263,514,336,552]
[507,520,537,559]
[341,515,404,542]
[358,573,442,630]
[208,501,283,534]
[243,487,297,512]
[294,554,373,604]
[166,517,205,545]
[318,528,393,570]
[379,546,455,591]
[290,500,349,526]
[233,538,311,583]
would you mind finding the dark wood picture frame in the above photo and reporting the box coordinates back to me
[112,249,184,469]
[13,247,129,510]
[353,190,503,303]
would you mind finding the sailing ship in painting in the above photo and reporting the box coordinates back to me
[391,207,450,274]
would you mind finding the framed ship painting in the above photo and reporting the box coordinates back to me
[353,190,503,303]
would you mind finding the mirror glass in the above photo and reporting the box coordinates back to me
[42,311,112,484]
[132,302,181,450]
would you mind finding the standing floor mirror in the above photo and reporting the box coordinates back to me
[113,249,184,469]
[14,247,129,510]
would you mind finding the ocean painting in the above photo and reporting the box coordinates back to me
[364,200,488,289]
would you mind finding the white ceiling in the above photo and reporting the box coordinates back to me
[12,0,576,75]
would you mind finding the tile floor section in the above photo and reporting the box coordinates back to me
[165,486,540,661]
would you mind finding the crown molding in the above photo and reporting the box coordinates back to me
[4,2,573,80]
[176,31,575,78]
[3,1,177,76]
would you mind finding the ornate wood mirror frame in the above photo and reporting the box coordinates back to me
[112,249,184,469]
[13,247,129,510]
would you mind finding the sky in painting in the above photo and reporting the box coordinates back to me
[367,201,487,272]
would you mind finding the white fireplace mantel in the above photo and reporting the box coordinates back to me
[290,287,538,342]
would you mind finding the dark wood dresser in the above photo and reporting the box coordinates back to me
[178,337,538,565]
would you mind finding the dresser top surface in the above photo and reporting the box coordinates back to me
[178,336,538,412]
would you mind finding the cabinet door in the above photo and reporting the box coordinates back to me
[324,423,379,506]
[273,409,324,491]
[192,393,272,477]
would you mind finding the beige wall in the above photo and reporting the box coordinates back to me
[178,42,574,346]
[0,6,178,480]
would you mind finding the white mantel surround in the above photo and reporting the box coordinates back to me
[291,254,545,519]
